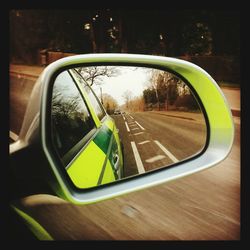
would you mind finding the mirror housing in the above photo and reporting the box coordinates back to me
[11,54,234,204]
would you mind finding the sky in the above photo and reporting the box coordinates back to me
[91,66,153,106]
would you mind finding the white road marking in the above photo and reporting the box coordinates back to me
[154,140,179,163]
[131,141,145,174]
[135,121,145,130]
[125,122,130,132]
[129,114,134,120]
[131,127,140,130]
[138,140,150,145]
[129,124,138,127]
[122,115,125,120]
[9,131,18,141]
[146,155,166,163]
[133,132,144,136]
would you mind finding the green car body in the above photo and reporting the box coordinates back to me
[51,68,124,189]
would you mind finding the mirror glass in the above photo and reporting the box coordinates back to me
[50,65,207,189]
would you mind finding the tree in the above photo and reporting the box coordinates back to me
[129,96,145,112]
[147,70,179,110]
[76,66,120,86]
[10,10,50,64]
[10,10,240,66]
[143,88,157,105]
[181,21,212,56]
[102,94,118,115]
[122,90,133,110]
[143,69,183,111]
[51,87,93,155]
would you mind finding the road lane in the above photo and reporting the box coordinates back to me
[112,111,206,177]
[154,140,179,163]
[133,111,207,159]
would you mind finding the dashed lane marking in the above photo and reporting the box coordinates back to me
[125,122,130,132]
[131,128,140,131]
[131,141,145,174]
[145,155,166,163]
[154,140,179,163]
[133,132,144,136]
[138,140,150,145]
[135,121,145,130]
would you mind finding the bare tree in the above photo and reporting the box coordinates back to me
[77,66,120,86]
[129,96,145,112]
[122,90,133,110]
[102,93,118,114]
[144,69,182,111]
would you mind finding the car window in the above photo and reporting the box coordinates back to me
[51,70,96,166]
[70,70,106,121]
[85,84,106,121]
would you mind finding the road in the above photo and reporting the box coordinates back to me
[9,73,38,136]
[9,72,240,240]
[112,111,206,178]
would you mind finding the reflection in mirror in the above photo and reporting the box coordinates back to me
[51,66,207,189]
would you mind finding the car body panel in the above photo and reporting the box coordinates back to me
[11,205,53,240]
[66,118,122,188]
[55,70,123,189]
[67,140,108,188]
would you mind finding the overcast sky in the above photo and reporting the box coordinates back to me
[91,66,152,106]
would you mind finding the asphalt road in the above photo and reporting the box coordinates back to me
[9,73,240,240]
[112,112,206,178]
[9,74,38,135]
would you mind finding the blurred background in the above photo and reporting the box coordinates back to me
[9,10,240,86]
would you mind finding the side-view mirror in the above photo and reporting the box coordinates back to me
[9,54,234,204]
